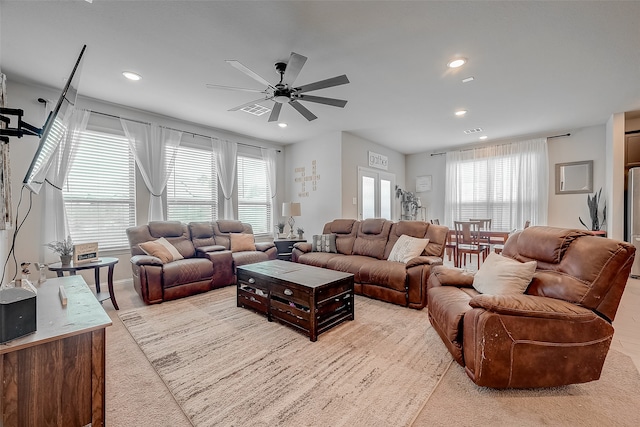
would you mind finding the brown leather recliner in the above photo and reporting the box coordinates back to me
[292,218,449,308]
[427,226,635,388]
[127,221,235,304]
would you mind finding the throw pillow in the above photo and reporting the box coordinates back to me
[230,233,256,252]
[387,235,430,263]
[472,252,537,295]
[139,237,184,264]
[312,234,337,253]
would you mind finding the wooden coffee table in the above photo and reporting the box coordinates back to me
[236,260,354,341]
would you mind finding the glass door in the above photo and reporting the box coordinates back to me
[357,167,395,220]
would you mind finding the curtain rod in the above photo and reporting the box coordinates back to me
[87,109,281,152]
[429,133,570,156]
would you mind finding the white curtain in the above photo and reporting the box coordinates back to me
[444,138,548,229]
[212,138,237,219]
[121,120,182,221]
[261,147,277,199]
[41,107,90,255]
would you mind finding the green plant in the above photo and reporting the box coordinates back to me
[297,227,304,235]
[277,221,285,233]
[45,235,74,256]
[579,188,606,231]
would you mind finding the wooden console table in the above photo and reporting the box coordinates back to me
[0,275,112,427]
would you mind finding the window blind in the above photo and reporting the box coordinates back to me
[237,155,271,235]
[166,145,218,222]
[63,130,135,250]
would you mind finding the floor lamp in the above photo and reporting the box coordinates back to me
[282,202,301,239]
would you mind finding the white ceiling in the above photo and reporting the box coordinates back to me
[2,1,640,154]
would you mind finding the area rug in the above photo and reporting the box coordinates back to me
[119,287,452,427]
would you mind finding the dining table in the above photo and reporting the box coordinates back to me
[446,227,517,267]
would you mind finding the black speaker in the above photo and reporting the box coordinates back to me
[0,287,37,343]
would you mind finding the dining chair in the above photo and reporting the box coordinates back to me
[431,219,456,263]
[453,221,490,269]
[469,218,492,245]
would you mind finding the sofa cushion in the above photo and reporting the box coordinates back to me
[230,233,256,252]
[384,221,429,259]
[217,220,246,233]
[323,219,359,255]
[326,255,374,282]
[139,237,184,264]
[472,252,536,295]
[148,221,184,238]
[296,252,342,268]
[505,226,589,264]
[162,258,214,288]
[352,219,392,259]
[232,251,271,267]
[358,260,408,292]
[312,234,337,253]
[387,235,429,263]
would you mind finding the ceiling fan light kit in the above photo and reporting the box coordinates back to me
[207,52,349,123]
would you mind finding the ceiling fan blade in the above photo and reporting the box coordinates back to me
[268,103,283,122]
[296,74,350,94]
[206,83,268,93]
[228,97,272,112]
[282,52,307,86]
[289,100,317,121]
[226,60,274,88]
[297,95,348,108]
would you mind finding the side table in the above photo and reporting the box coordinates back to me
[274,239,306,261]
[48,256,119,310]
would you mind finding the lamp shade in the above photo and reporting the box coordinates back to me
[282,202,301,217]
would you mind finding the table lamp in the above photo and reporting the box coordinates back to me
[282,202,301,239]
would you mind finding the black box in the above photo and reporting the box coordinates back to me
[0,287,37,343]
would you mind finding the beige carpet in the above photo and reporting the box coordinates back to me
[119,287,452,427]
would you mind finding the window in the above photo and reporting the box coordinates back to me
[166,144,218,222]
[444,138,548,229]
[237,155,271,235]
[63,130,135,250]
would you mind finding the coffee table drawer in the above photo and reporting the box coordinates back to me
[237,285,269,314]
[270,298,311,331]
[270,282,310,307]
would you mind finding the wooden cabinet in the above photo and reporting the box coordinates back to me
[273,239,306,261]
[0,276,112,427]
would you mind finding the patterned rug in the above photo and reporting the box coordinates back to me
[119,286,452,427]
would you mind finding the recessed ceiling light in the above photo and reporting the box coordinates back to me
[278,123,288,128]
[479,135,488,140]
[447,58,467,69]
[462,77,475,83]
[122,71,142,81]
[455,110,467,117]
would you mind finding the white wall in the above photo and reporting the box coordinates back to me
[547,126,606,228]
[405,152,446,223]
[2,79,283,285]
[284,132,342,237]
[340,132,406,220]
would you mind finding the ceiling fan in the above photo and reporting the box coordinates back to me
[206,52,349,122]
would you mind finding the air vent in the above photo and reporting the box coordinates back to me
[240,104,271,116]
[463,127,483,134]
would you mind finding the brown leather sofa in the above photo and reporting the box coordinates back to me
[126,220,276,304]
[292,218,449,309]
[427,226,635,388]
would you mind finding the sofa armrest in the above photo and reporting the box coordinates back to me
[195,245,226,256]
[255,241,275,252]
[293,242,312,253]
[469,294,596,321]
[130,254,164,266]
[406,256,443,268]
[429,265,475,287]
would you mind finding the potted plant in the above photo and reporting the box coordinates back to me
[276,221,286,238]
[297,227,304,240]
[45,235,74,265]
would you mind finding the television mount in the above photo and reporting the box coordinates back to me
[0,107,43,143]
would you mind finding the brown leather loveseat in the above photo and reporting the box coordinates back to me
[427,226,635,388]
[126,220,276,304]
[292,218,449,309]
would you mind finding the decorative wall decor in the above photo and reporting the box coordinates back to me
[416,175,432,192]
[73,242,99,264]
[294,160,320,198]
[368,151,388,170]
